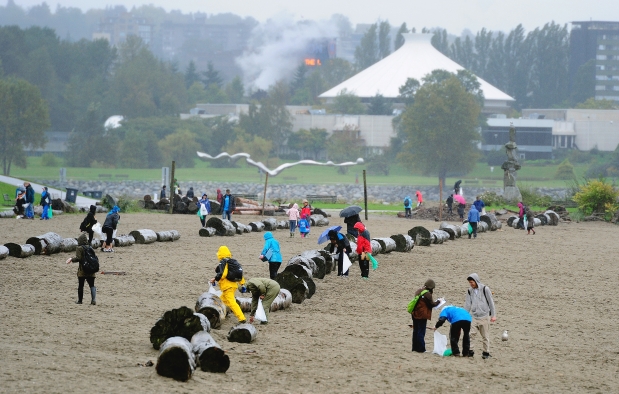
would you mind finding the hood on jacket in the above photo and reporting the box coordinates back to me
[424,278,436,289]
[107,205,120,216]
[217,246,232,260]
[264,231,273,240]
[467,273,482,287]
[469,205,478,212]
[77,233,89,246]
[353,222,365,232]
[405,195,411,200]
[292,203,299,209]
[328,230,338,240]
[416,191,421,196]
[517,202,523,208]
[89,205,96,214]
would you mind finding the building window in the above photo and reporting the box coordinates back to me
[597,55,607,60]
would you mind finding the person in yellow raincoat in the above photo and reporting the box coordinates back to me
[210,246,247,324]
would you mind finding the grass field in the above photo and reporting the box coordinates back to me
[8,156,597,189]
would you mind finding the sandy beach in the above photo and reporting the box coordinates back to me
[1,211,618,393]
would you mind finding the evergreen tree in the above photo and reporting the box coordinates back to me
[202,61,223,88]
[185,60,201,89]
[378,21,391,59]
[354,24,378,70]
[367,93,393,115]
[394,23,409,50]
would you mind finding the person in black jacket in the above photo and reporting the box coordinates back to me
[101,205,120,252]
[454,180,462,195]
[343,214,361,237]
[80,205,98,244]
[160,185,166,199]
[24,182,35,219]
[328,230,352,276]
[446,194,454,214]
[186,187,194,199]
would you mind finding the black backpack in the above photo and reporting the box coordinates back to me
[224,258,243,282]
[81,246,100,274]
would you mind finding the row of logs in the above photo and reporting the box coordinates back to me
[198,215,330,238]
[1,229,180,260]
[506,210,560,228]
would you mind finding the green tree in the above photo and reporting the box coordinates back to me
[185,60,201,89]
[319,58,354,89]
[224,130,272,163]
[65,103,117,167]
[570,59,596,106]
[287,128,328,159]
[119,129,148,168]
[378,21,391,59]
[187,81,207,106]
[225,76,244,103]
[398,78,420,106]
[555,159,575,180]
[330,89,365,114]
[0,78,50,175]
[327,127,364,174]
[575,97,618,110]
[158,129,198,168]
[367,93,393,115]
[354,24,378,70]
[394,23,409,51]
[202,61,223,88]
[573,178,619,215]
[431,29,449,56]
[398,73,481,193]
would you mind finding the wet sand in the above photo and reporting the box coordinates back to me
[1,212,618,393]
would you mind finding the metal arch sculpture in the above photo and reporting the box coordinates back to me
[196,151,364,177]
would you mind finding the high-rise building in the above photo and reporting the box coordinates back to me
[570,21,619,102]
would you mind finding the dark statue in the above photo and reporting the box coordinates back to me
[501,123,522,201]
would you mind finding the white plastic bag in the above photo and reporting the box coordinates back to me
[255,298,267,322]
[433,330,448,356]
[92,222,104,241]
[342,253,352,274]
[200,204,208,216]
[208,283,222,296]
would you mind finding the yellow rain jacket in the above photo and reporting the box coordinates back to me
[215,246,246,321]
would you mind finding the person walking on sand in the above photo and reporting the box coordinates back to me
[517,202,525,230]
[160,185,166,199]
[299,214,310,238]
[246,277,281,324]
[410,279,441,353]
[80,205,98,244]
[354,222,372,280]
[101,205,120,252]
[467,204,480,239]
[415,190,423,208]
[260,232,282,279]
[473,196,485,215]
[526,206,536,235]
[39,187,52,220]
[66,233,98,305]
[301,199,311,220]
[404,195,413,218]
[433,305,472,357]
[446,194,454,215]
[464,273,497,359]
[210,246,247,324]
[286,203,300,237]
[221,189,236,221]
[197,194,211,227]
[328,229,352,277]
[344,213,361,237]
[24,182,35,219]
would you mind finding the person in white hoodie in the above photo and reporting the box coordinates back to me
[286,203,300,237]
[464,273,497,359]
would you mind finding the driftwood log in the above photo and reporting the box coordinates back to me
[236,288,292,313]
[4,243,35,258]
[439,222,459,239]
[129,229,158,244]
[545,210,560,226]
[150,306,211,350]
[0,245,9,259]
[389,234,414,252]
[248,221,265,232]
[284,256,316,278]
[309,214,329,226]
[199,227,217,237]
[227,323,258,344]
[275,271,312,303]
[61,238,78,253]
[262,218,278,231]
[374,238,397,253]
[113,234,135,247]
[481,214,500,231]
[156,337,196,381]
[409,226,431,246]
[316,249,336,274]
[506,216,519,227]
[300,250,328,279]
[26,232,64,255]
[187,202,199,214]
[195,292,227,329]
[535,213,549,225]
[0,210,15,218]
[156,230,181,242]
[231,221,251,234]
[370,239,382,255]
[276,220,289,229]
[205,218,235,236]
[190,331,230,373]
[430,230,449,244]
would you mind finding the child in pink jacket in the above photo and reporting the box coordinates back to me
[286,203,300,237]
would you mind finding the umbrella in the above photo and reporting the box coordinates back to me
[339,205,362,218]
[454,195,466,205]
[318,226,342,244]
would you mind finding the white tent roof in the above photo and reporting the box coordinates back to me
[319,33,514,103]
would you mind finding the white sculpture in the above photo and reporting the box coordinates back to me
[196,151,364,177]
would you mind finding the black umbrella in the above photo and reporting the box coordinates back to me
[339,205,363,218]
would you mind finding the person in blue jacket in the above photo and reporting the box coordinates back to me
[467,205,480,239]
[24,182,35,219]
[404,196,413,219]
[259,232,282,279]
[40,187,52,220]
[473,196,485,214]
[197,193,211,227]
[433,305,473,357]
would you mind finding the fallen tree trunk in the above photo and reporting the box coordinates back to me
[370,239,382,254]
[156,230,181,242]
[227,323,258,343]
[478,215,493,231]
[205,218,235,236]
[129,229,158,244]
[545,210,560,226]
[26,232,64,255]
[262,218,278,231]
[195,292,227,329]
[231,221,251,234]
[438,222,459,240]
[156,337,196,381]
[300,250,327,279]
[316,250,335,274]
[61,238,78,253]
[275,271,311,303]
[0,210,15,218]
[187,202,199,214]
[248,221,265,232]
[309,214,329,226]
[476,221,488,233]
[277,220,289,229]
[150,306,210,350]
[199,227,217,237]
[190,331,230,373]
[236,288,292,313]
[0,245,9,259]
[535,213,549,225]
[409,226,431,246]
[113,234,135,247]
[389,234,414,252]
[284,256,316,278]
[4,243,35,258]
[506,216,519,227]
[481,213,500,231]
[373,238,397,253]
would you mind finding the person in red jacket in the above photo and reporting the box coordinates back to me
[415,190,423,208]
[353,222,372,279]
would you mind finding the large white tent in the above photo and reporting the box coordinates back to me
[319,33,514,112]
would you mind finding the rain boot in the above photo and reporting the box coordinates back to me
[90,287,97,305]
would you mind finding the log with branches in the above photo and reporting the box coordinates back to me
[26,232,64,255]
[149,306,210,350]
[205,218,236,236]
[190,331,230,373]
[156,337,196,381]
[195,292,227,329]
[129,229,158,244]
[227,323,258,344]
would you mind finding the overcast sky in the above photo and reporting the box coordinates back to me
[11,0,619,33]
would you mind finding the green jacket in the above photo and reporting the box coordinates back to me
[246,278,280,317]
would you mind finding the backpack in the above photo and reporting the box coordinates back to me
[224,258,243,282]
[407,289,428,314]
[468,285,491,307]
[81,246,99,274]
